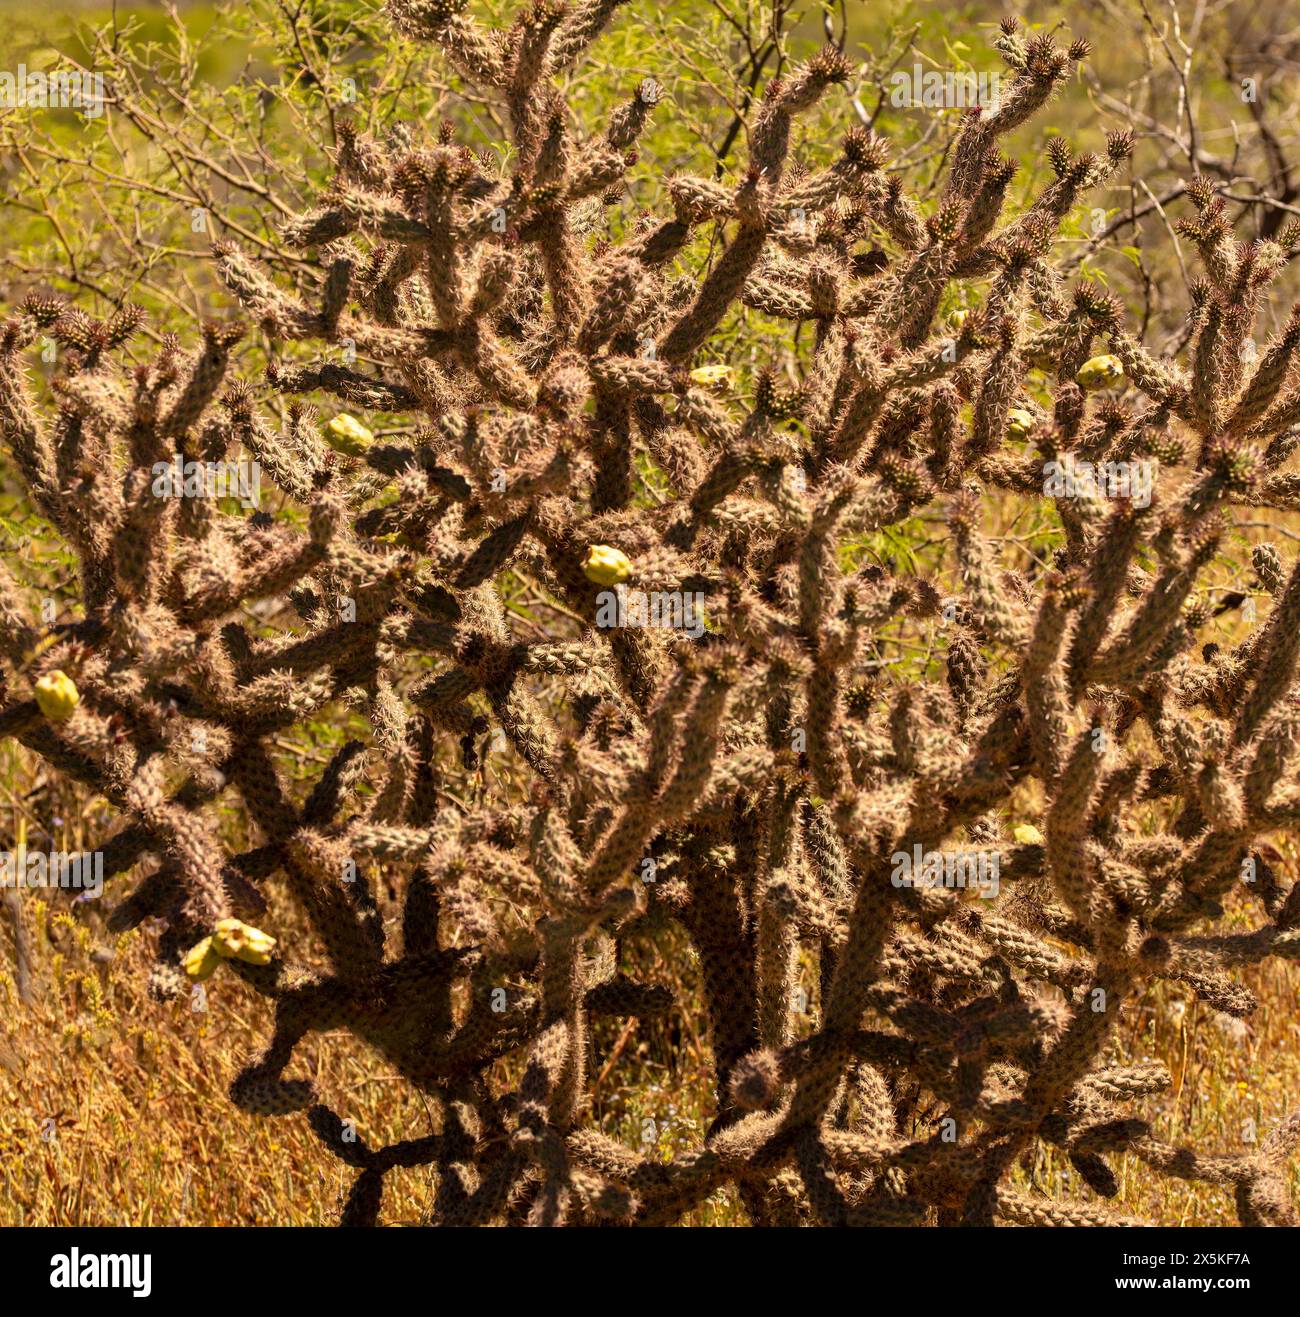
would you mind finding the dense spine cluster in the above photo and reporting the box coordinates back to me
[3,3,1300,1225]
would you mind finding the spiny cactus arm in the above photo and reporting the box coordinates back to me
[0,319,63,525]
[211,239,324,338]
[228,738,386,980]
[1231,552,1300,746]
[386,0,506,89]
[267,360,421,412]
[159,321,245,442]
[1085,527,1221,689]
[994,1187,1141,1227]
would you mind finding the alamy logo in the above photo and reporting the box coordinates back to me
[152,454,262,509]
[890,845,1000,896]
[1042,456,1153,509]
[595,587,707,639]
[0,847,103,897]
[0,65,105,118]
[889,64,1001,110]
[49,1249,152,1298]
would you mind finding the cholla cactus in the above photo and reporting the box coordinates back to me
[3,4,1300,1227]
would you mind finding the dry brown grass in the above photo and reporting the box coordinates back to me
[3,832,1296,1226]
[0,830,741,1225]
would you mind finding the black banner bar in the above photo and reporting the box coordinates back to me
[9,1225,1289,1303]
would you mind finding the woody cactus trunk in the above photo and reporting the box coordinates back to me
[3,1,1300,1226]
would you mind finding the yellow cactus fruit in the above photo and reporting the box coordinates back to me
[689,363,732,387]
[183,936,221,982]
[211,918,277,965]
[34,670,80,721]
[1075,354,1124,391]
[583,544,633,586]
[1012,823,1045,845]
[1006,408,1036,440]
[322,413,375,456]
[946,308,969,331]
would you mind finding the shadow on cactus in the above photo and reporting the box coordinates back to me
[2,2,1300,1226]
